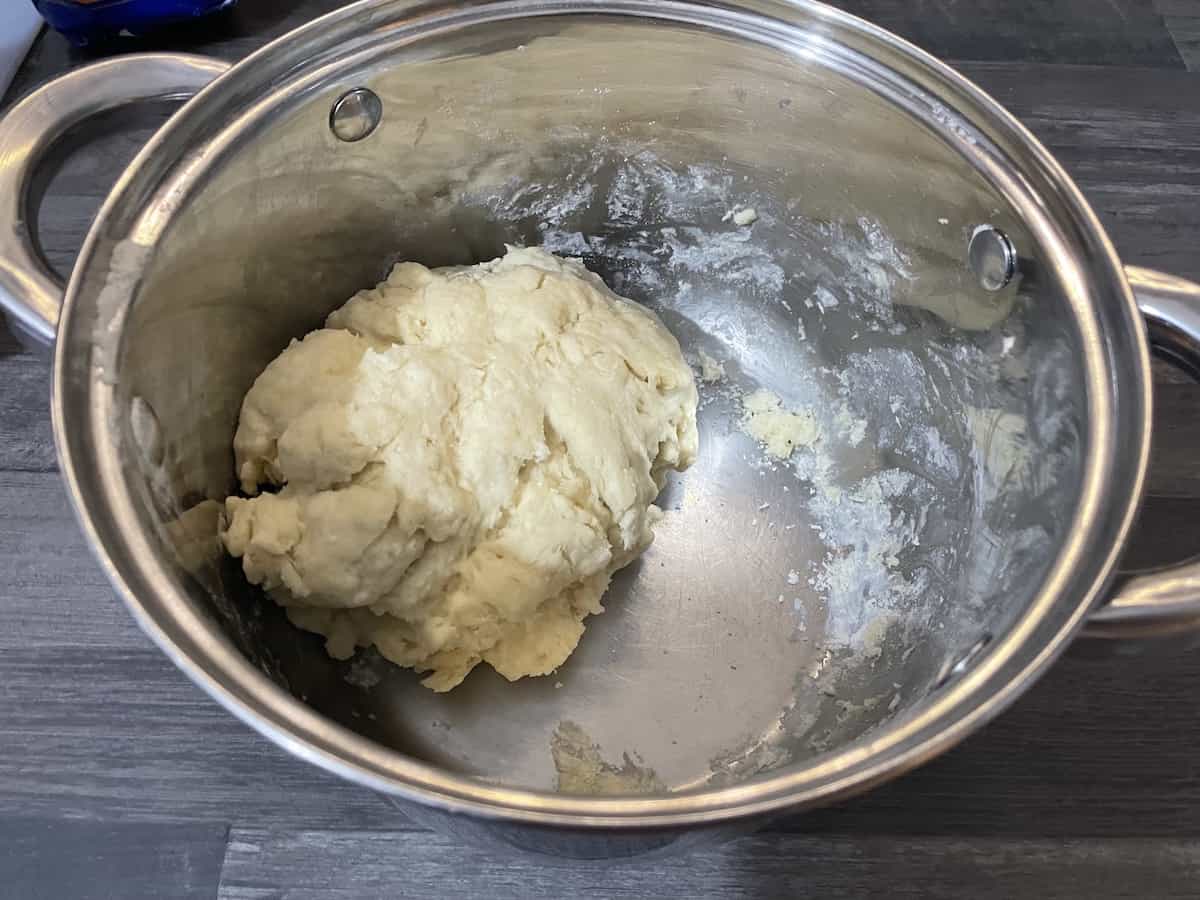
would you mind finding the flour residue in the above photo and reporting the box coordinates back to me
[807,470,931,644]
[484,148,781,301]
[468,141,1077,780]
[551,721,665,795]
[344,652,383,690]
[968,407,1034,492]
[666,227,785,294]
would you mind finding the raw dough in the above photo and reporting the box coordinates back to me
[550,721,664,795]
[740,389,820,459]
[221,246,698,691]
[731,207,758,226]
[697,350,726,384]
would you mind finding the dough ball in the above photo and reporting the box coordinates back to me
[221,246,698,691]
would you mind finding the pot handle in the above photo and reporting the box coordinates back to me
[0,53,230,346]
[1084,266,1200,640]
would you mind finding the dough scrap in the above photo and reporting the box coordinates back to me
[551,721,664,795]
[740,389,819,459]
[697,350,726,383]
[221,246,698,691]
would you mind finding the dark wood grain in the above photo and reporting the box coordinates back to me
[0,330,54,472]
[218,829,1200,899]
[835,0,1184,67]
[0,817,228,900]
[1143,382,1200,498]
[3,0,1183,106]
[961,61,1200,283]
[1157,0,1200,69]
[2,4,1200,898]
[0,472,125,647]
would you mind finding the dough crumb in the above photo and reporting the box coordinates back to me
[551,721,664,795]
[697,349,726,383]
[740,389,820,459]
[720,206,758,226]
[732,206,758,226]
[221,246,698,692]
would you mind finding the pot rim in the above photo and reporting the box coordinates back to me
[51,0,1152,829]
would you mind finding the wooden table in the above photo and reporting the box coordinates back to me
[2,2,1199,897]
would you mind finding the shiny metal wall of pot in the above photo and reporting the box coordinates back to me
[1,0,1199,859]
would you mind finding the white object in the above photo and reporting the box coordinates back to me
[222,246,699,691]
[731,206,758,226]
[0,5,40,104]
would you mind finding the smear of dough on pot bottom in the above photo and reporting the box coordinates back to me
[220,246,699,691]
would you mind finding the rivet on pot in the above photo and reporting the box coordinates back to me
[968,225,1016,291]
[933,632,993,690]
[330,87,382,142]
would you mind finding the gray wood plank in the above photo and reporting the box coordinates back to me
[836,0,1184,67]
[217,829,1200,899]
[0,330,55,472]
[0,477,404,828]
[0,641,408,829]
[1123,493,1200,569]
[0,471,140,649]
[0,816,227,900]
[1,0,1183,114]
[791,640,1200,838]
[1157,0,1200,70]
[959,62,1200,284]
[1143,382,1200,499]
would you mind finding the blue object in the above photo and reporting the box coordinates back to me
[33,0,237,47]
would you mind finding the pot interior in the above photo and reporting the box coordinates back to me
[100,8,1090,794]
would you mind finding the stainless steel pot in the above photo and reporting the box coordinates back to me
[3,0,1199,859]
